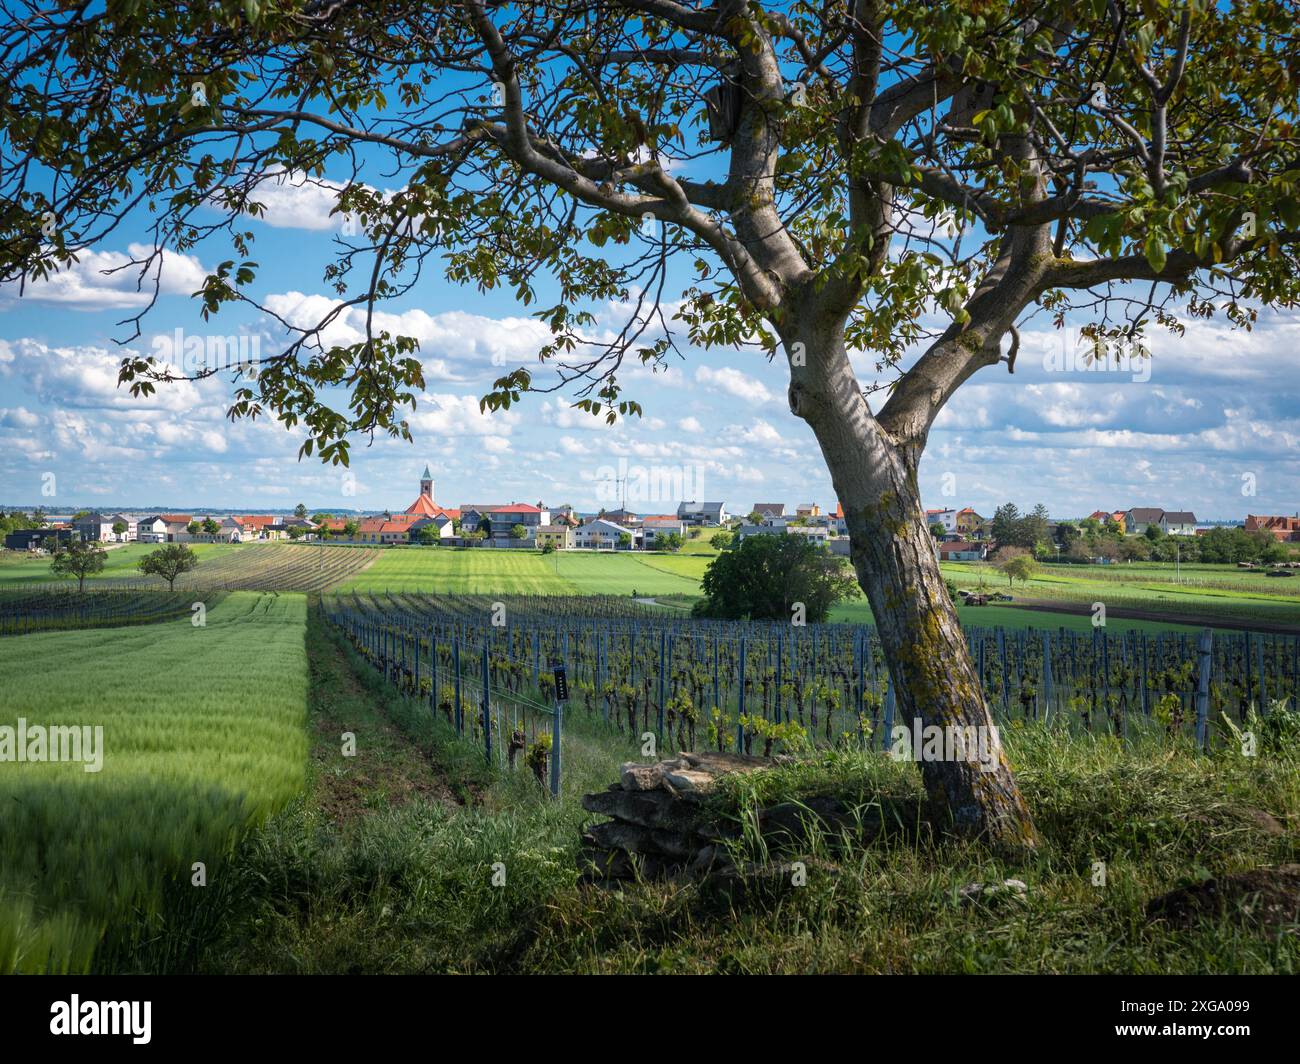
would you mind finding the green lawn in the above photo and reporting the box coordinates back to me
[0,592,309,973]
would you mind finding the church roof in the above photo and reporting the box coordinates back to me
[405,493,441,516]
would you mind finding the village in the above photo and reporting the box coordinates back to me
[5,465,1298,565]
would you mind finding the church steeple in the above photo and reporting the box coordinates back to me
[420,464,434,501]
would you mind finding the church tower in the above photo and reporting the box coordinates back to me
[420,464,434,502]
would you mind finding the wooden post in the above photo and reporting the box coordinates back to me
[1194,628,1213,752]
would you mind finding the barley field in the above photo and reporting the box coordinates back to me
[0,592,309,974]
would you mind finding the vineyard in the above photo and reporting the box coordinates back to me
[95,543,382,593]
[0,587,225,636]
[323,593,1300,787]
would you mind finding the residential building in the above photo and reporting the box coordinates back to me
[829,502,848,536]
[411,513,456,543]
[787,524,829,544]
[137,514,193,543]
[938,541,987,561]
[925,508,959,533]
[1124,508,1165,535]
[1245,514,1300,542]
[751,503,785,521]
[1159,511,1198,536]
[676,501,728,526]
[4,528,80,551]
[72,512,117,542]
[602,508,641,527]
[795,503,821,519]
[640,516,686,548]
[955,508,984,535]
[574,518,634,550]
[535,524,574,550]
[482,503,550,540]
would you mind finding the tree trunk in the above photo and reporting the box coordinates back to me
[789,325,1038,852]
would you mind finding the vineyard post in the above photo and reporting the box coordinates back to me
[429,629,438,717]
[882,674,895,750]
[997,628,1009,712]
[453,636,463,735]
[1243,632,1252,710]
[1195,629,1213,752]
[657,629,666,747]
[1141,633,1150,716]
[1042,630,1053,722]
[776,630,784,725]
[737,636,747,753]
[1255,636,1267,713]
[712,629,722,723]
[481,644,491,764]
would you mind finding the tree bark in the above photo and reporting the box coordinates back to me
[788,322,1039,852]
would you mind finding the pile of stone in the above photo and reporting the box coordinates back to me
[580,751,915,883]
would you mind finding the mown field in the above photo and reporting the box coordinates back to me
[0,593,308,974]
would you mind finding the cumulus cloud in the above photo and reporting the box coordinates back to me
[1,243,207,310]
[695,365,777,404]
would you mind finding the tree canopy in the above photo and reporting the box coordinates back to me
[693,534,860,621]
[1,1,1296,462]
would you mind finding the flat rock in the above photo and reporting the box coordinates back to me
[620,761,667,791]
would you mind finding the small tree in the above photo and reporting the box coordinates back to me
[509,523,528,540]
[695,535,859,622]
[657,531,684,553]
[709,531,733,551]
[50,541,106,592]
[343,519,360,540]
[540,541,556,555]
[111,520,128,541]
[138,544,199,590]
[287,525,304,540]
[417,524,442,545]
[201,517,220,537]
[294,503,308,519]
[996,549,1038,587]
[929,522,946,540]
[617,532,632,550]
[186,521,201,537]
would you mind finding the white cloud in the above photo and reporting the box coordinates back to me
[2,243,207,310]
[695,365,777,404]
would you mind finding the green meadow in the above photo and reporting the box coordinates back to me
[0,592,308,974]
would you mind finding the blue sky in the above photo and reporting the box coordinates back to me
[1,172,1298,520]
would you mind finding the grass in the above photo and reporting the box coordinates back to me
[0,592,309,974]
[0,542,236,586]
[112,603,1299,974]
[337,546,708,597]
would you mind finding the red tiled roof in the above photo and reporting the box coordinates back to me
[159,514,192,524]
[236,514,276,529]
[490,503,543,514]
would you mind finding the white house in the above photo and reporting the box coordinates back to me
[574,518,634,550]
[1160,511,1198,536]
[640,516,686,548]
[925,508,959,533]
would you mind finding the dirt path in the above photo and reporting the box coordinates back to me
[305,608,464,823]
